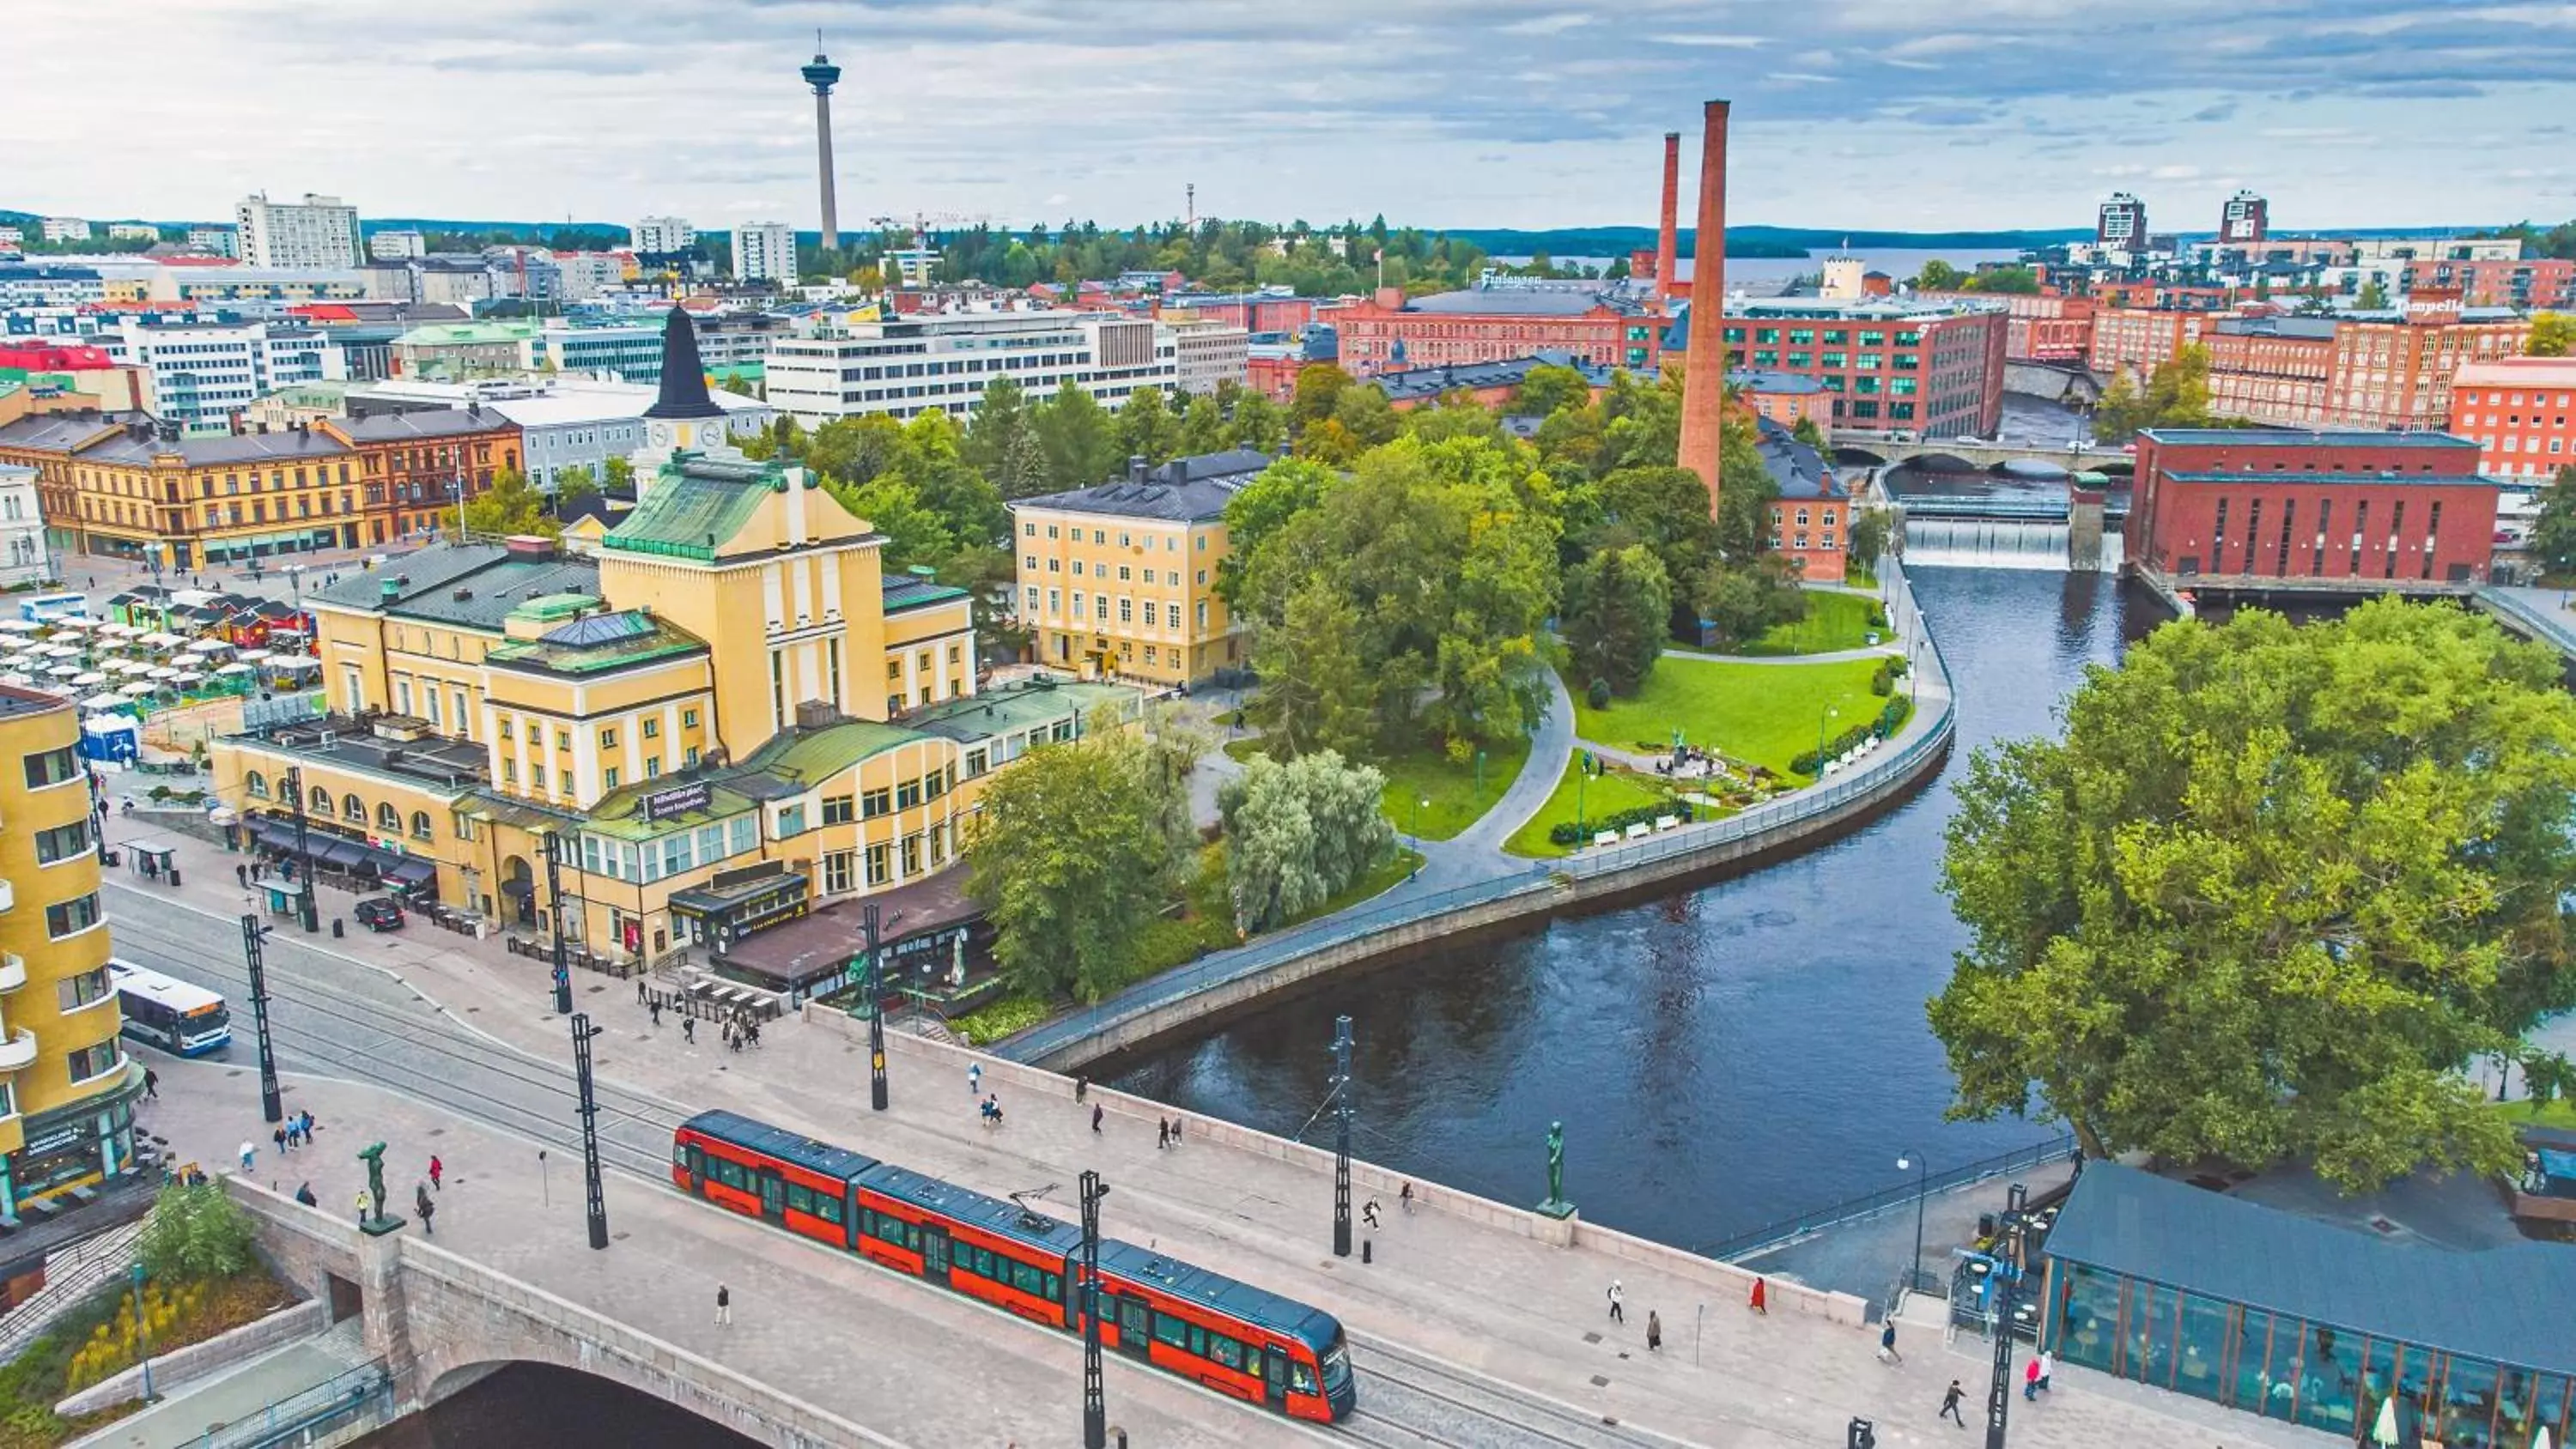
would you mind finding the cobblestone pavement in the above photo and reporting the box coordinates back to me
[105,863,2339,1449]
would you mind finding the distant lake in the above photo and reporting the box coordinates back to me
[1491,247,2026,294]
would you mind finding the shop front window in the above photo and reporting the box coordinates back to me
[2053,1264,2122,1373]
[2295,1323,2363,1437]
[2174,1293,2230,1403]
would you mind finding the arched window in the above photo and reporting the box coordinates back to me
[245,770,268,799]
[311,785,331,814]
[410,810,434,841]
[376,802,401,833]
[342,793,365,822]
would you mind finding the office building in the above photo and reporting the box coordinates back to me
[2128,429,2499,589]
[234,192,363,269]
[732,222,796,283]
[143,265,368,306]
[1710,294,2010,438]
[369,230,427,261]
[90,318,347,433]
[350,374,771,489]
[766,309,1178,425]
[186,227,239,258]
[2218,191,2269,246]
[0,227,22,249]
[1168,318,1249,395]
[634,216,695,257]
[2096,192,2148,247]
[2199,307,2528,432]
[0,685,143,1217]
[0,266,105,308]
[1012,450,1266,684]
[2449,355,2576,480]
[1336,283,1669,375]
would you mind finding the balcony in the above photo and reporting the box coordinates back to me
[0,1029,35,1072]
[0,953,22,993]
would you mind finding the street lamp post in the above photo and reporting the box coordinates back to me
[237,914,283,1124]
[1896,1150,1929,1297]
[131,1263,153,1402]
[543,831,572,1016]
[570,1013,608,1250]
[1814,706,1838,779]
[1330,1015,1353,1258]
[281,766,319,933]
[1079,1169,1110,1449]
[861,903,888,1112]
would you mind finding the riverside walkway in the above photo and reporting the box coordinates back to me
[1000,561,1956,1070]
[100,851,2336,1449]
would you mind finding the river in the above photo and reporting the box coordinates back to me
[1109,567,2167,1254]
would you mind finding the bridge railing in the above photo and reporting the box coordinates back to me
[178,1359,392,1449]
[1702,1133,2080,1264]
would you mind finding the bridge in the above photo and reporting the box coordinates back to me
[1832,430,2129,475]
[99,809,2342,1449]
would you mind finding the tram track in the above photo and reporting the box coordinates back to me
[107,893,1714,1449]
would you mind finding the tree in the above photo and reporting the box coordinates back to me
[1246,581,1377,758]
[447,467,556,539]
[552,464,602,515]
[1790,415,1827,450]
[2093,346,2215,442]
[1508,364,1595,419]
[1229,391,1288,454]
[137,1182,258,1282]
[1035,383,1119,494]
[1327,385,1402,455]
[1218,750,1396,931]
[1913,259,1965,291]
[1114,385,1182,466]
[2530,312,2573,358]
[826,473,955,572]
[601,455,635,495]
[1965,265,2040,295]
[1848,508,1892,575]
[1218,458,1335,605]
[1289,363,1352,432]
[1692,554,1806,647]
[964,718,1194,1003]
[1562,544,1672,696]
[963,376,1046,498]
[1932,600,2576,1190]
[2358,279,2391,311]
[2532,465,2576,576]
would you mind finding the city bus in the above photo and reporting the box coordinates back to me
[109,960,233,1057]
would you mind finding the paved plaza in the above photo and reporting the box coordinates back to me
[99,852,2343,1449]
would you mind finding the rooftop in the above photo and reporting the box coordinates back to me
[883,572,969,615]
[1370,351,1618,403]
[307,543,605,631]
[2045,1161,2576,1375]
[1399,288,1649,318]
[1730,368,1828,396]
[910,676,1139,746]
[1754,415,1840,501]
[0,682,69,721]
[2455,355,2576,386]
[484,607,708,678]
[1012,449,1274,523]
[601,454,789,561]
[2141,428,2478,449]
[229,715,491,797]
[1724,294,2007,321]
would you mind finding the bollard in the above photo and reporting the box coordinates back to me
[1362,1239,1372,1264]
[1846,1417,1875,1449]
[167,868,180,887]
[331,918,344,938]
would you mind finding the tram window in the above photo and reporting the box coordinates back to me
[1210,1336,1243,1371]
[906,1225,921,1252]
[817,1195,841,1224]
[974,1248,995,1279]
[1188,1325,1206,1357]
[1292,1361,1317,1395]
[1154,1312,1191,1349]
[718,1161,745,1190]
[1012,1262,1042,1295]
[1045,1274,1062,1303]
[671,1143,688,1167]
[787,1184,812,1215]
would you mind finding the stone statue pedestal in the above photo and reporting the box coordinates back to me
[1533,1198,1578,1246]
[359,1213,408,1238]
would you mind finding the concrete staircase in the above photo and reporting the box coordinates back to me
[0,1217,148,1361]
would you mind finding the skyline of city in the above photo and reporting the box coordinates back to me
[7,0,2573,231]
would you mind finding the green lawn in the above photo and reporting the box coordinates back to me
[1736,590,1886,657]
[1504,757,1674,858]
[2494,1096,2576,1130]
[1226,731,1533,842]
[1574,655,1890,778]
[1846,563,1880,591]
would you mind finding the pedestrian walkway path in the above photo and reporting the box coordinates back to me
[68,1326,385,1449]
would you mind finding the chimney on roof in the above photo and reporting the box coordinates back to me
[379,579,400,606]
[1656,130,1681,300]
[502,534,555,562]
[1128,455,1148,483]
[1676,99,1731,519]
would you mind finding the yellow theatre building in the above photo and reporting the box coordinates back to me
[211,321,1136,988]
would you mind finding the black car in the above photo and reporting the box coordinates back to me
[354,898,404,932]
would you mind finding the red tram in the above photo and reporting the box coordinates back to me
[671,1109,1355,1423]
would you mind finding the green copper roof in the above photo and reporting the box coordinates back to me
[601,453,786,561]
[510,592,604,622]
[742,718,929,784]
[485,609,707,677]
[911,677,1141,744]
[581,779,760,841]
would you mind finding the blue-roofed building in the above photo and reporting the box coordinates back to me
[2041,1161,2576,1446]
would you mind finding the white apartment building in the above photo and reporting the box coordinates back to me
[732,222,796,282]
[766,309,1179,425]
[39,219,91,243]
[346,377,772,488]
[526,320,662,381]
[234,192,363,268]
[634,216,695,255]
[106,223,159,242]
[551,252,626,300]
[98,318,347,433]
[186,226,239,258]
[368,229,427,261]
[0,266,106,307]
[1169,318,1250,396]
[0,466,50,590]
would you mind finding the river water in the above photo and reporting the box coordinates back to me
[1111,567,2166,1254]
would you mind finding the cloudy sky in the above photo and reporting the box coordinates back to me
[9,0,2573,236]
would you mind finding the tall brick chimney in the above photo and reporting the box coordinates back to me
[1676,100,1731,515]
[1656,130,1680,300]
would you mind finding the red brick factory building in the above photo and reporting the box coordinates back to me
[2128,429,2500,591]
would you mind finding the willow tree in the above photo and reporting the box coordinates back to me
[1933,599,2576,1190]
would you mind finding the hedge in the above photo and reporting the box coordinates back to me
[1791,697,1910,775]
[1549,799,1693,846]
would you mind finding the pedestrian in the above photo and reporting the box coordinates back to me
[746,1019,759,1048]
[428,1155,443,1191]
[1879,1321,1903,1366]
[715,1283,731,1326]
[683,1016,696,1045]
[1607,1280,1625,1324]
[240,1140,256,1173]
[1362,1199,1381,1230]
[637,978,647,1004]
[1749,1276,1768,1315]
[1074,1075,1089,1103]
[416,1185,435,1236]
[1646,1309,1662,1354]
[143,1067,158,1100]
[355,1188,372,1228]
[649,1000,661,1027]
[273,1125,289,1156]
[1157,1119,1170,1149]
[295,1182,318,1208]
[301,1109,316,1141]
[2035,1350,2052,1394]
[1400,1181,1414,1214]
[985,1094,1005,1125]
[1170,1117,1181,1148]
[722,1022,735,1051]
[2024,1355,2041,1400]
[969,1062,982,1097]
[1940,1380,1967,1427]
[1091,1104,1103,1134]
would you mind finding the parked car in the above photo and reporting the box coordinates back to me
[354,897,404,932]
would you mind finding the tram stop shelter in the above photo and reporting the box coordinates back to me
[2039,1161,2576,1447]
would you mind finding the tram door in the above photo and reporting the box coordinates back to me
[1115,1296,1151,1359]
[683,1144,705,1193]
[1262,1346,1291,1409]
[756,1169,786,1222]
[919,1225,952,1285]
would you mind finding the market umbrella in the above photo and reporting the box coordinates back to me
[185,638,230,654]
[82,692,127,710]
[3,674,33,688]
[214,662,256,676]
[147,666,181,681]
[42,644,82,659]
[2372,1397,2399,1446]
[45,664,80,679]
[0,619,33,634]
[141,631,185,647]
[118,682,155,697]
[237,649,274,663]
[2534,1428,2552,1449]
[70,671,105,686]
[173,671,205,686]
